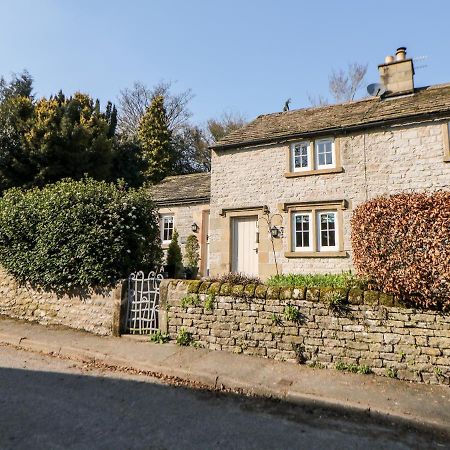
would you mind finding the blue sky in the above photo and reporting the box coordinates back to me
[1,0,449,124]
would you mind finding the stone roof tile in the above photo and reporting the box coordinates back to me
[149,172,210,205]
[213,84,450,150]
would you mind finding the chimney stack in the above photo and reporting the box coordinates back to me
[378,47,415,96]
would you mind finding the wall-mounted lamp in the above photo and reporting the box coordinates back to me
[191,222,199,233]
[270,226,280,238]
[270,226,284,239]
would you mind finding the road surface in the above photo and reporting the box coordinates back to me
[0,345,447,449]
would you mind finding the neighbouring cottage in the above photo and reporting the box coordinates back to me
[149,172,211,276]
[154,47,450,280]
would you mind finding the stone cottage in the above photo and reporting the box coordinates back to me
[153,47,450,280]
[149,172,211,276]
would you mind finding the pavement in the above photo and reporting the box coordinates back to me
[0,316,449,435]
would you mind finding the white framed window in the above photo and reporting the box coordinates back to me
[291,141,311,171]
[160,215,174,243]
[293,212,313,251]
[317,211,338,251]
[315,139,335,169]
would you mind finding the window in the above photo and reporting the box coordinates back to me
[287,137,340,176]
[282,200,346,257]
[291,142,311,171]
[293,212,312,251]
[160,215,174,243]
[291,210,339,253]
[318,211,338,251]
[315,139,335,169]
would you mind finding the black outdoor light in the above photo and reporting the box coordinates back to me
[191,222,199,233]
[270,226,279,238]
[271,225,285,239]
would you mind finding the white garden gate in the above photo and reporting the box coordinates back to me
[125,270,164,334]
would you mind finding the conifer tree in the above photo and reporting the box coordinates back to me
[137,95,173,183]
[166,230,183,278]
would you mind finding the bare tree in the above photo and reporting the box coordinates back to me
[307,94,329,107]
[329,63,368,103]
[309,62,368,106]
[117,81,193,137]
[205,111,247,144]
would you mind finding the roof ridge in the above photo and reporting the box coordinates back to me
[258,96,376,119]
[214,83,450,150]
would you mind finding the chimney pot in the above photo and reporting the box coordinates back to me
[385,55,395,64]
[396,47,407,61]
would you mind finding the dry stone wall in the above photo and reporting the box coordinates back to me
[160,279,450,385]
[0,268,122,336]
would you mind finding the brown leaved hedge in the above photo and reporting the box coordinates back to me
[351,192,450,310]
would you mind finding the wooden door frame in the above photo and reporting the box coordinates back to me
[200,209,210,277]
[230,214,259,275]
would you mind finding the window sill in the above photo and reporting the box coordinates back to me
[444,156,450,163]
[285,251,347,258]
[284,167,343,178]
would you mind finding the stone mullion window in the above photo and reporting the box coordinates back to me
[285,137,342,177]
[282,200,346,258]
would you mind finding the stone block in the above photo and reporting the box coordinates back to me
[305,288,320,302]
[428,337,450,349]
[232,284,245,297]
[279,287,293,300]
[379,293,395,307]
[266,286,280,299]
[255,285,268,299]
[363,290,380,305]
[348,289,364,305]
[219,283,232,296]
[292,287,306,300]
[244,284,256,298]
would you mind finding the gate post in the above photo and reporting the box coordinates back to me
[111,280,127,337]
[158,279,171,334]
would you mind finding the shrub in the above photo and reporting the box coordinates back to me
[351,192,450,310]
[180,294,201,308]
[209,272,262,286]
[166,230,183,278]
[0,178,162,292]
[184,234,199,268]
[283,304,303,323]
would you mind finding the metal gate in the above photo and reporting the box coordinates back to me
[125,270,164,334]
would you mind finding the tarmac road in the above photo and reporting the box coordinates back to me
[0,345,447,450]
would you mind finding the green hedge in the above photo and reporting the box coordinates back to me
[0,178,162,292]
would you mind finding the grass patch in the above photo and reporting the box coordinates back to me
[149,330,170,344]
[204,293,215,311]
[335,361,372,374]
[176,328,194,346]
[283,304,303,323]
[267,271,369,290]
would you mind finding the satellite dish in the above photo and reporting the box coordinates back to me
[367,83,386,97]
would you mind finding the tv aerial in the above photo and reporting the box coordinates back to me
[366,83,386,97]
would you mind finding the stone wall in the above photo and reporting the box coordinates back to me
[209,121,450,277]
[160,280,450,385]
[0,268,123,336]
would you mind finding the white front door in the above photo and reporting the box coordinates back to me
[231,216,258,276]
